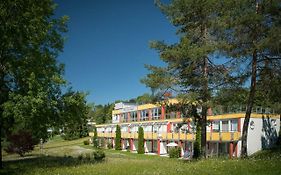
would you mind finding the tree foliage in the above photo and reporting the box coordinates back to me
[115,125,121,150]
[93,126,98,148]
[89,104,114,124]
[217,0,281,157]
[193,121,201,159]
[143,0,281,158]
[137,126,144,154]
[60,90,89,140]
[141,0,228,158]
[5,130,36,157]
[0,0,69,167]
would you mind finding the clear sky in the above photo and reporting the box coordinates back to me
[54,0,178,105]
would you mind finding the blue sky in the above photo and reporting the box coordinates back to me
[54,0,178,105]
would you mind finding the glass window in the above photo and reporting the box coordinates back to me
[212,121,220,132]
[152,108,161,120]
[231,119,238,131]
[222,120,228,132]
[141,110,148,121]
[130,111,137,122]
[121,113,129,123]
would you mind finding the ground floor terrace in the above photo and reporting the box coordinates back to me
[94,137,239,158]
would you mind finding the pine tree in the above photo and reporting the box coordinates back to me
[218,0,281,157]
[115,125,121,150]
[142,0,226,158]
[138,126,144,154]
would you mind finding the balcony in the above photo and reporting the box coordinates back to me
[207,132,240,141]
[94,131,241,141]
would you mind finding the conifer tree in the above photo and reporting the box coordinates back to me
[115,125,121,150]
[138,126,144,154]
[218,0,281,157]
[142,0,226,158]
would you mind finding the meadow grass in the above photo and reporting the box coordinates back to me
[1,137,281,175]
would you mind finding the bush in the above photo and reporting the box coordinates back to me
[93,150,105,161]
[169,147,181,158]
[5,130,36,157]
[100,138,105,148]
[107,141,113,149]
[84,140,90,145]
[138,126,144,154]
[115,125,121,150]
[78,154,83,161]
[93,126,98,148]
[193,122,201,159]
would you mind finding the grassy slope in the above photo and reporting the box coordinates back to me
[1,136,281,175]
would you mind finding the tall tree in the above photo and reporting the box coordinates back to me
[115,125,121,150]
[137,126,144,154]
[0,0,68,167]
[142,0,226,158]
[219,0,281,157]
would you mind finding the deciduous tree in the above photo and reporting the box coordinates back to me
[0,0,68,167]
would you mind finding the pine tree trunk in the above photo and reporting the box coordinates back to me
[0,71,4,169]
[201,106,207,158]
[241,49,257,158]
[0,113,2,169]
[199,24,209,158]
[201,55,208,158]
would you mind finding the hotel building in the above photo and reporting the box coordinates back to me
[90,99,280,158]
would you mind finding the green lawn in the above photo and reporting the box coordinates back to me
[1,136,281,175]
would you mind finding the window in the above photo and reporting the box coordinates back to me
[212,121,220,132]
[130,111,137,122]
[222,120,228,132]
[121,113,128,123]
[140,110,148,121]
[231,119,238,131]
[152,108,161,120]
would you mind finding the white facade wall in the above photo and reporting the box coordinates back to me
[240,117,280,155]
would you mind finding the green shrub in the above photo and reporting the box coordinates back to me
[78,154,83,161]
[169,147,181,158]
[85,153,91,161]
[107,141,113,149]
[193,122,201,159]
[93,150,105,161]
[100,138,105,148]
[115,125,121,150]
[5,130,36,157]
[138,126,144,154]
[93,126,98,148]
[83,140,90,145]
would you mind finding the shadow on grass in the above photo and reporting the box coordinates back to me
[0,155,103,175]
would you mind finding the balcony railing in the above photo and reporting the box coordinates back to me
[95,131,241,142]
[212,105,275,116]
